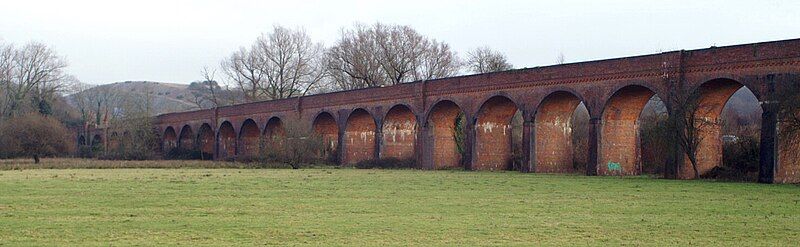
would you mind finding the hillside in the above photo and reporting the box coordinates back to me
[69,81,203,116]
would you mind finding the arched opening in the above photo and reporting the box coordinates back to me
[197,123,215,160]
[600,85,657,176]
[178,125,194,150]
[474,96,522,171]
[239,119,261,157]
[121,131,131,151]
[78,135,86,146]
[426,100,465,169]
[534,91,589,173]
[263,117,285,151]
[344,109,376,165]
[92,134,104,151]
[686,79,761,179]
[218,121,236,159]
[109,132,120,151]
[163,127,177,152]
[382,105,417,160]
[313,112,339,162]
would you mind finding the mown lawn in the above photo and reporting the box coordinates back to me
[0,160,798,246]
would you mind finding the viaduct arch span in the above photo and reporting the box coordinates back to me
[83,39,800,183]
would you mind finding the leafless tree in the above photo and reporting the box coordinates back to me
[71,83,123,127]
[0,41,71,120]
[326,23,461,90]
[556,52,566,64]
[415,41,462,81]
[221,25,326,101]
[188,66,222,109]
[669,87,717,178]
[466,46,513,74]
[775,79,800,136]
[326,23,389,90]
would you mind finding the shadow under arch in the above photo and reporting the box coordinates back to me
[425,100,466,169]
[473,95,522,171]
[382,104,418,160]
[217,121,236,159]
[343,108,377,165]
[533,90,589,173]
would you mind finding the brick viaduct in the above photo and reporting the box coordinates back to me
[81,39,800,183]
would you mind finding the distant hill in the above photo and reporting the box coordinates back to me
[68,81,204,116]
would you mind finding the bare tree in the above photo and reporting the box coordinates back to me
[71,83,123,127]
[221,47,266,101]
[0,42,71,120]
[775,79,800,136]
[669,88,717,178]
[466,46,513,74]
[188,66,222,109]
[326,23,389,90]
[221,25,326,101]
[326,23,461,90]
[415,40,462,81]
[556,52,566,64]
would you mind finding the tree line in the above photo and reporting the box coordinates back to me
[196,23,514,107]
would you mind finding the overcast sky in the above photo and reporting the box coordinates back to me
[1,0,798,85]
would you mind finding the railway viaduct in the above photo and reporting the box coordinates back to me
[82,38,800,183]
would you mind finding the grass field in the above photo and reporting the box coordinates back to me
[0,159,798,246]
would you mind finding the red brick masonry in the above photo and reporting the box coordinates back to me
[86,39,800,183]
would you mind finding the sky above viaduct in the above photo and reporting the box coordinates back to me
[1,0,799,85]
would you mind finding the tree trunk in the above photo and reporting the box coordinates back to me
[688,155,699,178]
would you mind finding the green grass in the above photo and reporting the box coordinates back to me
[0,160,798,246]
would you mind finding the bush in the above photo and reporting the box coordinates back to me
[163,147,206,160]
[355,158,416,169]
[0,113,74,163]
[254,120,328,169]
[722,136,760,174]
[703,135,760,181]
[700,166,757,182]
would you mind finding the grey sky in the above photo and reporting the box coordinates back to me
[1,0,798,85]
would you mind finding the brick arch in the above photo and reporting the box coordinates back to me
[122,131,131,150]
[474,95,521,170]
[382,104,417,160]
[683,78,751,178]
[263,117,285,151]
[600,82,666,116]
[423,97,468,123]
[691,75,762,101]
[92,134,104,150]
[178,125,194,149]
[109,132,120,151]
[313,111,339,159]
[471,92,523,118]
[218,121,236,159]
[197,123,215,159]
[599,85,657,176]
[163,126,177,152]
[343,108,377,165]
[534,91,585,173]
[239,119,261,157]
[426,100,465,169]
[532,87,592,117]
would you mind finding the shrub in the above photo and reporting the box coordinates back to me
[355,158,416,169]
[703,135,760,181]
[255,120,328,169]
[162,147,206,160]
[0,113,74,163]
